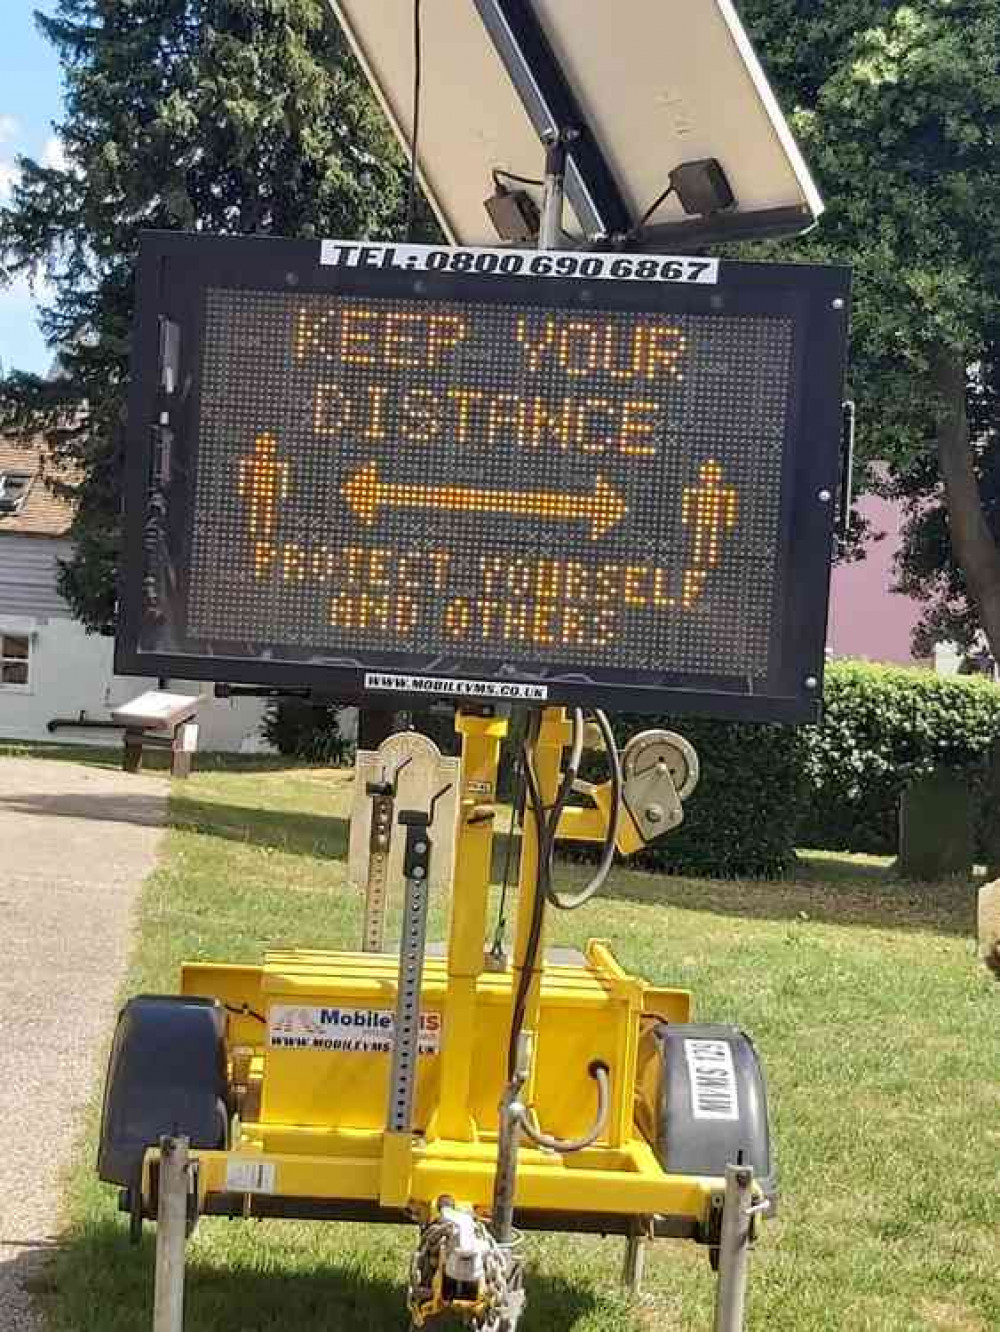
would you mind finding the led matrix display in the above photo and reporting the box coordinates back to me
[191,289,789,678]
[119,234,850,721]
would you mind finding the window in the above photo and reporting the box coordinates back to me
[0,634,30,688]
[0,473,32,515]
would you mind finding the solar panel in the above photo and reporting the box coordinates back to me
[330,0,822,247]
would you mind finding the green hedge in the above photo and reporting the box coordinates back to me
[266,661,1000,875]
[588,713,805,879]
[595,663,1000,874]
[799,661,1000,855]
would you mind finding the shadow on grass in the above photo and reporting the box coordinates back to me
[0,1242,63,1327]
[7,755,975,939]
[598,851,978,937]
[0,788,348,860]
[0,742,305,774]
[0,790,168,827]
[171,799,350,861]
[39,1221,604,1332]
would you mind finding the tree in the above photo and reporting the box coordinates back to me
[739,1,1000,660]
[891,342,1000,658]
[0,0,415,631]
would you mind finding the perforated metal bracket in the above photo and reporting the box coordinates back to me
[387,783,453,1135]
[362,756,413,953]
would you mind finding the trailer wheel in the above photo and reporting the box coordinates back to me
[98,995,231,1199]
[635,1021,776,1251]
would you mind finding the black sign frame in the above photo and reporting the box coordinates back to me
[117,231,850,722]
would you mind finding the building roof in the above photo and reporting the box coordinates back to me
[0,439,76,539]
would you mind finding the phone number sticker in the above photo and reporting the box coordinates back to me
[320,241,719,286]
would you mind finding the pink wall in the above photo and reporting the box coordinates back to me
[826,492,924,664]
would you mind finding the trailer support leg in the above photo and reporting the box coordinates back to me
[153,1135,190,1332]
[713,1164,754,1332]
[622,1222,646,1298]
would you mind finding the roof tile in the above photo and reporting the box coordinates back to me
[0,439,77,539]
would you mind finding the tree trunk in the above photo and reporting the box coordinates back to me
[932,346,1000,664]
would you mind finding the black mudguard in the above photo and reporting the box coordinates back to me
[636,1022,776,1212]
[97,995,229,1188]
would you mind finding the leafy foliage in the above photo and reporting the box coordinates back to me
[799,659,1000,853]
[0,0,418,630]
[600,662,1000,872]
[738,1,1000,656]
[598,713,804,880]
[891,346,1000,656]
[262,698,354,766]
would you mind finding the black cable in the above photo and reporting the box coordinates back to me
[543,709,621,911]
[492,167,544,191]
[224,1002,266,1025]
[503,708,625,1075]
[505,710,583,1079]
[506,715,546,1079]
[490,748,527,959]
[634,181,676,234]
[405,0,423,241]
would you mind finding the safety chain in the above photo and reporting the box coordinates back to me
[408,1205,513,1331]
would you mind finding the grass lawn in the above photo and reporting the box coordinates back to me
[37,764,1000,1331]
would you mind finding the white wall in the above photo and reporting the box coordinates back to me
[0,612,271,752]
[0,534,73,617]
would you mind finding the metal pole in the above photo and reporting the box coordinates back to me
[386,863,431,1132]
[713,1164,755,1332]
[486,147,573,1332]
[622,1224,646,1299]
[539,133,570,249]
[491,1050,527,1247]
[153,1135,190,1332]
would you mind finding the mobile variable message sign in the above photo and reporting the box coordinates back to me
[118,232,850,720]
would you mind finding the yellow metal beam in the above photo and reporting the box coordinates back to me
[150,1140,727,1225]
[511,709,573,1098]
[432,712,507,1142]
[380,1130,416,1208]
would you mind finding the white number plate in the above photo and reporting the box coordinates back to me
[684,1038,740,1121]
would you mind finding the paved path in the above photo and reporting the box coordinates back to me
[0,758,167,1330]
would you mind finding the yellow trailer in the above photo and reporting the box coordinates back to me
[98,708,773,1330]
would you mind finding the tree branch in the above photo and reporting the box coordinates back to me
[932,345,1000,660]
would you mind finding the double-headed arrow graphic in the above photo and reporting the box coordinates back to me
[342,461,627,539]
